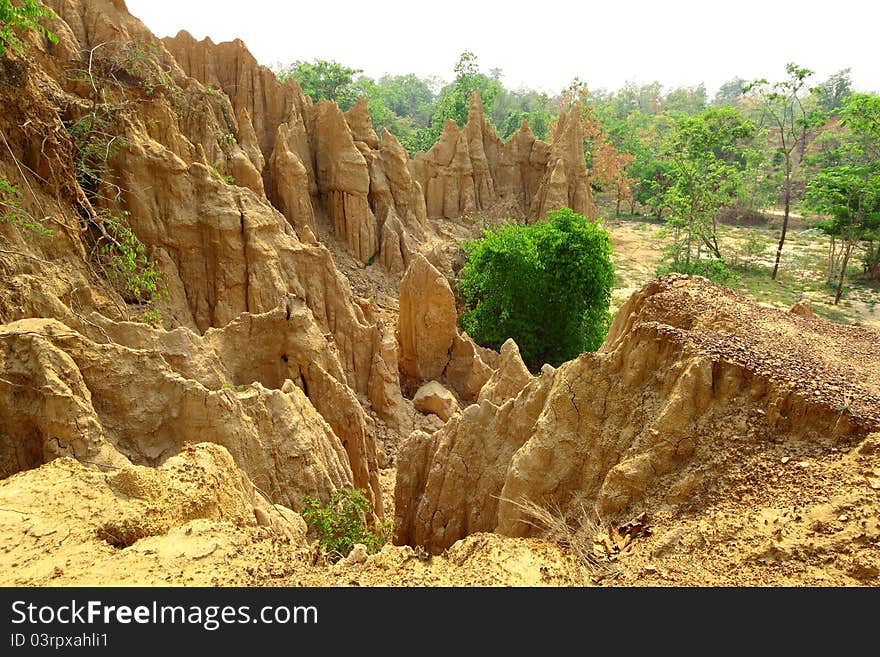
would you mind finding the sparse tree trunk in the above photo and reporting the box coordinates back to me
[686,214,695,266]
[835,205,861,305]
[835,238,854,305]
[771,163,792,280]
[827,235,839,285]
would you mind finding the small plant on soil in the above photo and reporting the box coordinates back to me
[300,489,391,562]
[0,0,57,57]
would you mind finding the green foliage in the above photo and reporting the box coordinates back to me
[664,84,708,116]
[110,39,174,96]
[0,0,57,57]
[90,210,167,304]
[62,41,180,201]
[657,255,738,285]
[0,177,52,238]
[492,88,553,140]
[807,165,880,231]
[737,233,769,268]
[141,307,162,327]
[458,207,615,369]
[277,59,363,111]
[64,104,125,200]
[426,51,502,144]
[659,106,756,271]
[300,489,390,563]
[805,93,880,292]
[209,161,234,185]
[745,63,827,277]
[812,69,853,115]
[713,77,750,108]
[375,73,436,126]
[217,133,236,149]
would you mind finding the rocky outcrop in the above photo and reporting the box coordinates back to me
[373,129,427,232]
[396,255,501,402]
[313,100,379,262]
[477,338,532,405]
[345,97,380,150]
[494,121,550,212]
[378,209,410,274]
[395,368,556,551]
[397,255,458,384]
[0,316,363,511]
[790,299,816,318]
[0,443,307,584]
[396,276,880,552]
[4,1,605,518]
[413,381,460,422]
[442,332,494,403]
[163,31,310,170]
[268,122,317,237]
[529,104,595,220]
[411,118,476,219]
[409,92,596,222]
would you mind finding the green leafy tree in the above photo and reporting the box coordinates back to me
[665,84,708,116]
[426,51,502,146]
[596,81,665,120]
[806,93,880,301]
[0,0,56,56]
[375,73,435,126]
[746,63,825,279]
[713,77,750,108]
[812,68,853,115]
[276,59,363,110]
[491,88,553,140]
[659,106,756,278]
[807,164,880,301]
[351,75,396,131]
[458,207,615,369]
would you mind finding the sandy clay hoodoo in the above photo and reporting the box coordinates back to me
[0,0,878,586]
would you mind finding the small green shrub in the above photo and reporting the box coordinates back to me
[458,207,616,370]
[0,177,52,239]
[90,210,167,303]
[0,0,57,57]
[110,39,173,95]
[63,104,126,201]
[739,233,767,267]
[209,161,235,185]
[300,489,390,562]
[217,133,236,149]
[656,256,739,285]
[141,307,162,327]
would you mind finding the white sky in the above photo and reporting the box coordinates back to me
[125,0,880,96]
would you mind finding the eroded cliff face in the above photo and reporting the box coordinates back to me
[1,0,411,517]
[6,0,567,521]
[161,30,595,265]
[395,275,880,553]
[409,93,595,222]
[5,0,879,588]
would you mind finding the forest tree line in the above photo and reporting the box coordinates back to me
[274,54,880,302]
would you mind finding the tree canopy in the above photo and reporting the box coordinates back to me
[458,208,615,370]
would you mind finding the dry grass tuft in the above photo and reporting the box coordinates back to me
[502,496,619,580]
